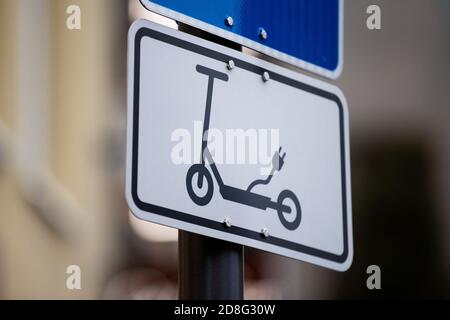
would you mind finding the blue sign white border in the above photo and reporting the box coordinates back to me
[139,0,344,79]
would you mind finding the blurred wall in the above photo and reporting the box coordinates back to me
[0,0,128,299]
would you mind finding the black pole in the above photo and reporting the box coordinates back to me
[177,23,244,300]
[179,232,244,299]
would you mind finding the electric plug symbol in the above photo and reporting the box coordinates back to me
[273,147,287,171]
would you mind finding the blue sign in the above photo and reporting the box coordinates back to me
[140,0,343,78]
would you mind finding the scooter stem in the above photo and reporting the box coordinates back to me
[195,65,229,188]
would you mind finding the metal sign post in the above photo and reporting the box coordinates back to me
[177,23,243,300]
[179,232,243,299]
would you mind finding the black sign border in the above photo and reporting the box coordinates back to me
[131,26,349,263]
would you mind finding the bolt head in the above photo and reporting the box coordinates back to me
[259,28,267,40]
[262,71,270,82]
[225,16,234,27]
[223,217,232,228]
[227,60,235,70]
[261,228,269,238]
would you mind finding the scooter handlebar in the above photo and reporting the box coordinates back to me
[196,64,229,82]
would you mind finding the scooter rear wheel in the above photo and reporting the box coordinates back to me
[277,190,301,230]
[186,164,214,206]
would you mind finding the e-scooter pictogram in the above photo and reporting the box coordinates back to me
[186,64,301,230]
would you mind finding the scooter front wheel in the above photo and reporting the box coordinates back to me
[186,164,214,206]
[277,190,301,230]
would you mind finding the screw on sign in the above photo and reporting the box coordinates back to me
[225,16,234,27]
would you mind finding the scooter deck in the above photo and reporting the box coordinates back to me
[220,185,272,210]
[219,185,291,214]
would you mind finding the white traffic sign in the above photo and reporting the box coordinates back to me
[126,20,353,271]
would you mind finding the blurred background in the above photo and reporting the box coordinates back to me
[0,0,449,299]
